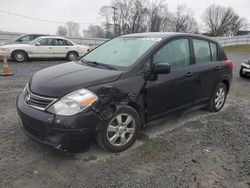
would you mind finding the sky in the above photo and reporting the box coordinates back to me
[0,0,250,35]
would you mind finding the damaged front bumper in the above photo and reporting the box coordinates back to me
[17,90,102,152]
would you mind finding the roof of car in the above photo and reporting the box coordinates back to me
[29,34,48,36]
[36,36,69,40]
[19,34,48,37]
[35,36,75,42]
[121,32,218,43]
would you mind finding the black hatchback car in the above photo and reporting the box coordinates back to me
[17,32,233,152]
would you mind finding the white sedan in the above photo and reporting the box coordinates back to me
[0,36,89,62]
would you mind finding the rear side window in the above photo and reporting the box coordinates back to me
[64,40,73,46]
[39,38,53,46]
[52,39,73,46]
[54,39,63,46]
[193,39,211,64]
[210,42,218,61]
[153,38,190,69]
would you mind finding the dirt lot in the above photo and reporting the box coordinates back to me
[0,53,250,188]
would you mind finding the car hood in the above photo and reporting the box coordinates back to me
[0,41,14,46]
[29,62,122,97]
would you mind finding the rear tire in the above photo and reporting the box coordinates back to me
[67,51,78,61]
[13,51,27,63]
[207,83,227,112]
[96,106,141,153]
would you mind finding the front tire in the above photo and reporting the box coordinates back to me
[207,83,227,112]
[67,51,78,61]
[96,106,141,153]
[13,51,27,63]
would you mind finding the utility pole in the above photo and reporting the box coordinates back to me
[111,6,118,37]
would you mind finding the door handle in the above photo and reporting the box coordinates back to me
[215,66,222,70]
[185,72,193,77]
[49,47,52,49]
[65,47,69,49]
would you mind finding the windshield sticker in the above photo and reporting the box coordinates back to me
[141,37,162,42]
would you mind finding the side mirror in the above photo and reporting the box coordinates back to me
[152,63,171,74]
[35,42,40,46]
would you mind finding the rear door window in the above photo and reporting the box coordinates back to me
[210,42,218,61]
[193,39,211,64]
[39,38,53,46]
[153,38,190,69]
[64,39,73,46]
[53,39,65,46]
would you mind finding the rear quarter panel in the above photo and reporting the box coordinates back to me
[77,46,89,56]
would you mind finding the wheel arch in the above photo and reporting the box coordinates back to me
[66,50,79,57]
[126,101,146,129]
[11,49,28,59]
[221,79,230,92]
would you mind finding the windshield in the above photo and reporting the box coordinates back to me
[12,35,25,42]
[82,37,161,68]
[29,37,41,45]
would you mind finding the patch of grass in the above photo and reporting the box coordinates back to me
[224,45,250,53]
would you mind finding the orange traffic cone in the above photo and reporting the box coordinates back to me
[0,56,13,76]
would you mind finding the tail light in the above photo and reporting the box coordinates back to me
[225,60,233,69]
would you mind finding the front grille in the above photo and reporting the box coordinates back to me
[24,86,57,111]
[22,118,46,140]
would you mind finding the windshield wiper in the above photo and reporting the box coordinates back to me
[80,59,117,70]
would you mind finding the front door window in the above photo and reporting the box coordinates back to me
[153,38,190,69]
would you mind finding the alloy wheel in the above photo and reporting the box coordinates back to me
[15,53,25,62]
[107,113,136,147]
[68,52,77,61]
[214,87,225,110]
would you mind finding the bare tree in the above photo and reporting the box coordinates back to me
[148,0,171,32]
[113,0,131,35]
[203,4,244,36]
[65,21,80,37]
[170,5,198,33]
[241,18,249,31]
[110,0,149,34]
[112,0,134,35]
[99,0,199,36]
[99,6,113,38]
[56,26,67,36]
[83,25,105,38]
[129,0,148,33]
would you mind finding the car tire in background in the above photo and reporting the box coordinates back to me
[207,82,228,112]
[67,51,78,61]
[239,68,247,78]
[13,50,28,63]
[96,106,141,153]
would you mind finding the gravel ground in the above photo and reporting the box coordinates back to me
[0,54,250,188]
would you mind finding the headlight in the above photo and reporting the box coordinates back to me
[47,89,98,116]
[241,63,250,68]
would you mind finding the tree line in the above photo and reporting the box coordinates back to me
[56,0,246,38]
